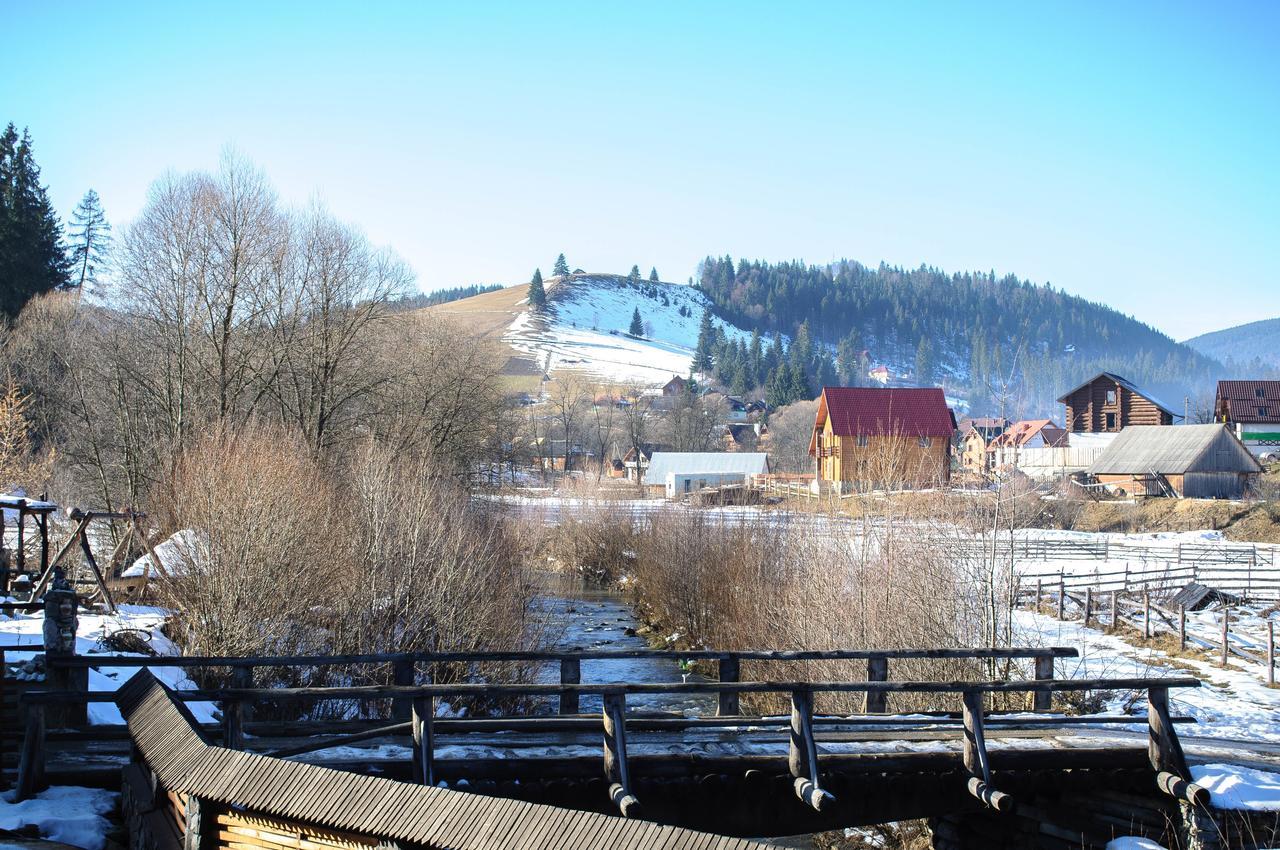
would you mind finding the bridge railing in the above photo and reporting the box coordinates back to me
[18,668,1202,818]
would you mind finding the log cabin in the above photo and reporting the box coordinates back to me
[809,387,956,492]
[1058,372,1177,433]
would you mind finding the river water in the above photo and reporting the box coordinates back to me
[532,571,715,716]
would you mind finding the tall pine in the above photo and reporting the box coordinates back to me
[553,253,570,277]
[67,189,111,294]
[528,268,547,309]
[628,264,641,283]
[692,309,715,372]
[0,124,69,318]
[629,306,644,336]
[648,267,659,282]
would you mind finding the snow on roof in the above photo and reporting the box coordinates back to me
[1088,424,1262,475]
[642,452,769,485]
[122,529,206,578]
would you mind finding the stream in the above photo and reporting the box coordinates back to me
[532,571,715,716]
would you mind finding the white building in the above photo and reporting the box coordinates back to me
[642,452,770,499]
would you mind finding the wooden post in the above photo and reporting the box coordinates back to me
[788,688,833,811]
[602,690,641,818]
[16,500,24,573]
[864,657,888,714]
[222,699,244,750]
[16,703,45,801]
[717,656,740,716]
[1179,605,1187,652]
[1032,654,1053,712]
[391,659,414,721]
[77,532,117,614]
[559,658,581,715]
[1057,575,1065,621]
[231,666,254,723]
[962,690,1013,811]
[1269,621,1276,687]
[412,696,435,786]
[1143,591,1151,640]
[1221,609,1229,668]
[1084,587,1092,627]
[1035,579,1042,612]
[1147,686,1190,779]
[1111,591,1119,632]
[37,510,48,576]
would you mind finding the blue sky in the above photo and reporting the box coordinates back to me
[5,1,1277,339]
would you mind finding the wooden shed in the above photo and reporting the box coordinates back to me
[1087,424,1262,499]
[1058,372,1177,433]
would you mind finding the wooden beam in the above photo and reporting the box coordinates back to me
[717,656,740,716]
[78,532,117,614]
[864,657,888,713]
[1032,655,1054,712]
[30,516,90,601]
[263,721,411,759]
[962,689,1015,812]
[788,688,833,811]
[559,658,580,715]
[1155,771,1211,808]
[390,659,414,721]
[1148,686,1190,781]
[222,700,244,751]
[411,697,435,786]
[16,703,45,801]
[601,690,641,818]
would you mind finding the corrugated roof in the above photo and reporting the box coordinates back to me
[1056,372,1179,418]
[817,387,955,438]
[643,452,769,484]
[117,671,765,850]
[1088,424,1262,475]
[1216,380,1280,423]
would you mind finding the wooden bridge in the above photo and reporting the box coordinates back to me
[6,646,1221,848]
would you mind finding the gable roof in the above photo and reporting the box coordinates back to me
[1088,424,1263,475]
[643,452,769,484]
[988,419,1067,450]
[1216,380,1280,423]
[1056,372,1179,418]
[815,387,955,439]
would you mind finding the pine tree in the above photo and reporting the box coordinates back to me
[649,267,659,282]
[749,330,763,385]
[66,189,111,294]
[628,264,641,283]
[692,310,715,372]
[553,253,570,277]
[528,268,547,309]
[915,337,935,385]
[0,124,70,318]
[629,306,644,336]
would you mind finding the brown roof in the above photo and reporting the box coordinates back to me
[1216,380,1280,423]
[809,387,955,456]
[987,419,1067,450]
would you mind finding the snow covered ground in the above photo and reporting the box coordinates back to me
[0,786,117,850]
[503,275,756,385]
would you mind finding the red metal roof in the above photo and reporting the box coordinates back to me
[1216,380,1280,423]
[817,387,956,438]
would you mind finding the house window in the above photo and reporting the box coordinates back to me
[1260,406,1271,417]
[918,437,932,448]
[1257,388,1266,399]
[1105,412,1116,430]
[1105,389,1117,405]
[857,435,869,448]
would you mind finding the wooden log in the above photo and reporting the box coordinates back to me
[864,656,888,713]
[1147,686,1190,780]
[1221,609,1229,668]
[390,659,414,721]
[1269,621,1275,687]
[77,532,116,614]
[16,703,45,801]
[1143,591,1151,639]
[1084,587,1092,627]
[1179,605,1187,652]
[967,777,1015,812]
[222,700,244,751]
[788,688,833,811]
[411,696,434,786]
[559,658,580,715]
[961,691,990,784]
[1155,770,1211,807]
[601,691,640,818]
[717,656,740,716]
[1111,591,1119,632]
[1032,654,1054,712]
[1057,576,1065,620]
[29,516,90,600]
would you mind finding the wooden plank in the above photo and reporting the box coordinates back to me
[716,657,739,716]
[559,657,581,715]
[864,657,888,713]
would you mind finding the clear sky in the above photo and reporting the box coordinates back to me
[5,1,1277,339]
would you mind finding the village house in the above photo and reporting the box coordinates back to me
[809,386,956,492]
[1214,380,1280,459]
[642,452,770,499]
[1058,372,1177,433]
[957,417,1009,475]
[1087,424,1262,499]
[620,442,667,482]
[661,375,688,397]
[868,365,891,385]
[723,421,766,452]
[986,418,1068,471]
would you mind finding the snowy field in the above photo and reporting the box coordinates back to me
[503,275,756,385]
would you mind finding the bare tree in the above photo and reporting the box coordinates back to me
[765,399,818,473]
[546,373,588,476]
[585,384,619,480]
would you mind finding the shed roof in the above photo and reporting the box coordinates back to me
[1088,424,1263,475]
[1056,372,1179,418]
[643,452,769,484]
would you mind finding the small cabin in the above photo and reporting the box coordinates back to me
[1087,424,1262,499]
[1058,372,1177,433]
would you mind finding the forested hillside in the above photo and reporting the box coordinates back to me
[697,256,1221,416]
[1184,317,1280,372]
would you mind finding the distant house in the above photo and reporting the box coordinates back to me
[1058,372,1177,433]
[621,443,667,482]
[1215,380,1280,458]
[724,422,766,452]
[808,387,956,491]
[1087,424,1262,499]
[958,417,1009,475]
[868,365,891,385]
[642,452,770,499]
[662,376,688,397]
[537,440,594,472]
[987,419,1067,469]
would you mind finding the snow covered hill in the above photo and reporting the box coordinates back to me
[504,274,754,385]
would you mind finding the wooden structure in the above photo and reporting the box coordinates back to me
[1215,379,1280,458]
[1058,372,1177,433]
[26,508,166,612]
[1087,424,1262,499]
[0,495,57,591]
[809,387,956,491]
[957,418,1008,476]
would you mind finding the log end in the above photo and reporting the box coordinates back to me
[793,777,835,812]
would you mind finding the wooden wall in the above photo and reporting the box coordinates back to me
[815,418,950,488]
[1063,376,1173,433]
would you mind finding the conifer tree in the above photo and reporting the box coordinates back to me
[692,310,715,372]
[553,253,570,277]
[649,267,659,282]
[629,306,644,336]
[628,264,641,283]
[528,268,547,309]
[0,124,69,318]
[915,337,935,385]
[66,189,111,294]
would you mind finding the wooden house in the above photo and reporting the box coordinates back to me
[809,387,956,491]
[621,442,667,482]
[957,417,1009,475]
[1058,372,1177,433]
[1214,380,1280,458]
[662,376,688,397]
[1087,424,1261,499]
[986,419,1068,471]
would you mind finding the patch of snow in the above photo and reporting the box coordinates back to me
[122,529,206,578]
[1106,838,1167,850]
[0,786,117,850]
[1191,763,1280,810]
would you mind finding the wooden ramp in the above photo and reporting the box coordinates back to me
[116,669,766,850]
